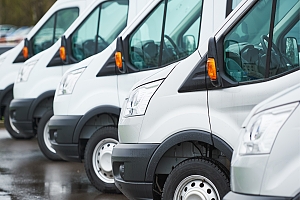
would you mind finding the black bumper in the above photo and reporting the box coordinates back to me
[111,143,159,199]
[9,98,35,136]
[223,191,298,200]
[49,115,82,162]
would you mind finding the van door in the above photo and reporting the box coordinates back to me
[208,0,300,148]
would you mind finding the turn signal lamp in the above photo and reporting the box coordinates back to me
[115,51,123,69]
[22,46,29,59]
[207,58,217,81]
[60,46,66,61]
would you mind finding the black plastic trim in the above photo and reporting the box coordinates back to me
[47,49,64,67]
[48,115,82,144]
[96,52,117,76]
[145,130,213,181]
[73,105,121,143]
[112,143,158,199]
[9,98,35,136]
[28,90,55,119]
[178,53,207,93]
[223,191,294,200]
[13,48,27,63]
[0,84,13,117]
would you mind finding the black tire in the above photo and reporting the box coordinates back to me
[4,104,33,139]
[37,110,62,161]
[84,126,120,193]
[162,158,230,200]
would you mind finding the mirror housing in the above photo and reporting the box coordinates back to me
[22,38,29,59]
[207,37,220,87]
[183,35,196,55]
[284,37,299,66]
[60,35,68,64]
[115,37,126,73]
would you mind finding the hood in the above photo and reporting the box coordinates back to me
[242,83,300,127]
[131,62,179,91]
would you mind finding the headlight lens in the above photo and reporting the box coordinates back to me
[239,102,298,155]
[16,60,37,82]
[57,67,86,95]
[123,80,163,117]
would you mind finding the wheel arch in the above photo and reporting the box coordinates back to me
[29,90,55,120]
[145,129,233,182]
[74,105,121,143]
[0,84,13,117]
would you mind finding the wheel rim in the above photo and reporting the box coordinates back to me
[92,138,118,184]
[43,120,56,154]
[9,115,19,134]
[174,175,220,200]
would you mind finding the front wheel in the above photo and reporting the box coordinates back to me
[37,110,62,161]
[84,126,119,193]
[162,158,230,200]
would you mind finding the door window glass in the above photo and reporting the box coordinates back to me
[129,0,203,70]
[71,1,129,62]
[32,8,79,55]
[223,0,299,82]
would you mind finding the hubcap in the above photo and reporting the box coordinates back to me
[43,120,56,154]
[92,138,118,183]
[174,175,220,200]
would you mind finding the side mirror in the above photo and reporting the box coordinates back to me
[284,37,299,66]
[207,37,220,87]
[22,38,29,59]
[60,35,68,64]
[115,37,126,73]
[183,35,196,55]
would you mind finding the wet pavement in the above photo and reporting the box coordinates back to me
[0,128,127,200]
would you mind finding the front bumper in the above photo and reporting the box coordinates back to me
[223,191,298,200]
[49,115,82,162]
[9,98,35,136]
[111,143,159,200]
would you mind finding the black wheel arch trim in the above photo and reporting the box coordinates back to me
[145,129,233,182]
[73,105,121,143]
[28,90,55,119]
[0,84,14,117]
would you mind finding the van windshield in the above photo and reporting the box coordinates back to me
[129,0,203,70]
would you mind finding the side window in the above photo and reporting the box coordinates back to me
[71,1,129,62]
[129,0,203,70]
[32,8,79,56]
[223,0,299,82]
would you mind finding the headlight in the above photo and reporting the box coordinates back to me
[16,60,37,82]
[123,80,163,117]
[57,67,86,95]
[239,102,298,155]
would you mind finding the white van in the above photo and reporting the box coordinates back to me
[224,83,300,200]
[0,0,90,139]
[10,0,144,160]
[48,0,241,194]
[111,0,300,199]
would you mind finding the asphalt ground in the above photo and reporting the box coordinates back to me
[0,127,127,200]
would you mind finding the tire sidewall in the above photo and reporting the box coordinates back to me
[37,110,61,161]
[162,158,230,200]
[84,126,119,193]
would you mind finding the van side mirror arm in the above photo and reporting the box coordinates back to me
[115,37,126,73]
[207,37,221,87]
[60,35,68,64]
